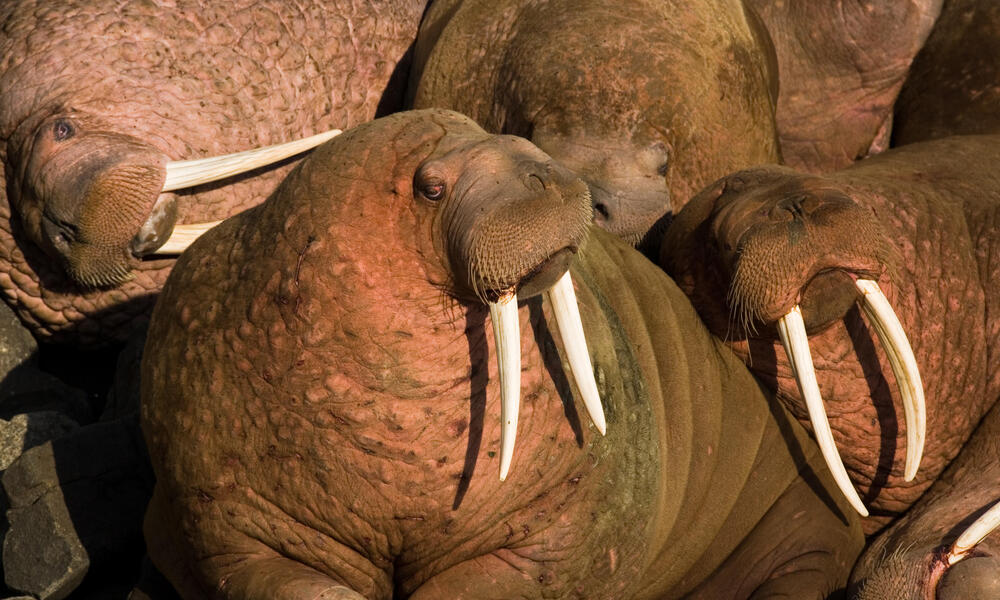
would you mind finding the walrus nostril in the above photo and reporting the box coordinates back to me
[593,202,610,223]
[771,194,809,221]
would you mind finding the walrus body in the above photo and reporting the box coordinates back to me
[141,110,861,599]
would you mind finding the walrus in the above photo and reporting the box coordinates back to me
[140,109,863,599]
[660,135,1000,534]
[0,0,426,344]
[407,0,781,251]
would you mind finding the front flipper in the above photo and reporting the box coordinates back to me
[217,557,365,600]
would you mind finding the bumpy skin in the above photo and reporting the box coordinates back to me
[141,110,862,599]
[849,401,1000,599]
[746,0,942,171]
[408,0,780,249]
[661,135,1000,532]
[0,0,426,345]
[892,0,1000,145]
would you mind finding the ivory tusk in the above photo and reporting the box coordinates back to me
[149,221,224,256]
[546,271,606,435]
[778,306,869,517]
[855,279,926,482]
[490,292,521,481]
[948,500,1000,565]
[162,129,342,192]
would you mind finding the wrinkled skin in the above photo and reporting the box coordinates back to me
[892,0,1000,145]
[849,401,1000,599]
[0,0,425,344]
[141,110,862,599]
[746,0,942,171]
[661,135,1000,532]
[408,0,780,251]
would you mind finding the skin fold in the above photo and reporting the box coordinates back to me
[849,401,1000,599]
[661,135,1000,533]
[745,0,943,171]
[407,0,781,252]
[0,0,426,345]
[892,0,1000,145]
[140,109,863,599]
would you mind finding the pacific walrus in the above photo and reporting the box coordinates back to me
[661,134,1000,534]
[407,0,781,251]
[0,0,426,344]
[140,109,862,599]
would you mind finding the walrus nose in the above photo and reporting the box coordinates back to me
[769,194,822,222]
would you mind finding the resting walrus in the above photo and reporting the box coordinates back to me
[140,110,862,598]
[407,0,780,250]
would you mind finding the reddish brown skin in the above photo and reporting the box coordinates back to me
[141,110,863,599]
[892,0,1000,145]
[849,401,1000,600]
[661,135,1000,533]
[408,0,780,250]
[0,0,426,345]
[747,0,943,171]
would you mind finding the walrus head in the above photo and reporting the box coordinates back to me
[662,165,925,517]
[166,109,604,481]
[8,109,338,288]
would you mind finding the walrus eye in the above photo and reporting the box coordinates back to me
[52,119,75,142]
[656,161,669,177]
[419,181,446,202]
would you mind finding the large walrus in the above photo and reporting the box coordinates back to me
[0,0,426,344]
[140,110,863,598]
[407,0,780,251]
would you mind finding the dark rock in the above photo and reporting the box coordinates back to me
[0,303,35,378]
[2,417,153,600]
[0,412,80,470]
[3,487,88,600]
[101,327,147,421]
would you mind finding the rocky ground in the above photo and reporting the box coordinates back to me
[0,301,172,600]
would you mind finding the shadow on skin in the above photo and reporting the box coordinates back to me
[453,308,489,510]
[749,337,852,529]
[844,306,897,509]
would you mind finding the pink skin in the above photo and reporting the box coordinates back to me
[0,0,426,345]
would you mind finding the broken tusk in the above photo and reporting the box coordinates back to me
[490,292,521,481]
[778,305,869,517]
[162,129,342,192]
[546,271,606,435]
[855,279,926,482]
[150,221,224,255]
[948,500,1000,565]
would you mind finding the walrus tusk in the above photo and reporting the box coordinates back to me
[546,271,606,435]
[490,292,521,481]
[161,129,342,192]
[151,221,224,255]
[948,500,1000,565]
[855,279,926,482]
[777,306,869,517]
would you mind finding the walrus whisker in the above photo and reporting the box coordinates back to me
[161,129,342,192]
[777,305,869,517]
[855,279,926,482]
